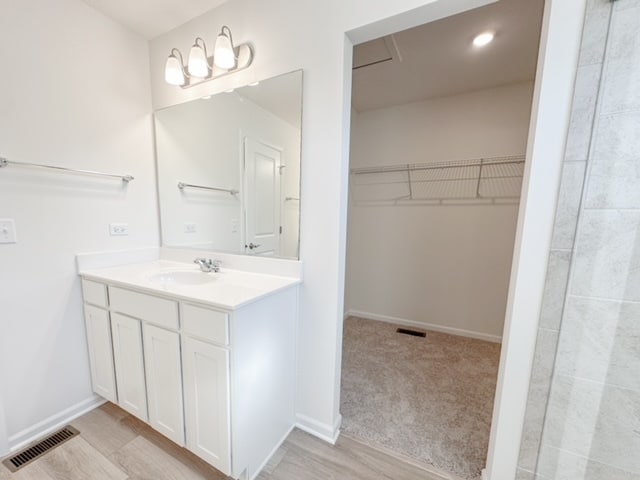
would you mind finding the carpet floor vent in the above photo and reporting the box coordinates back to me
[396,327,426,338]
[2,426,80,472]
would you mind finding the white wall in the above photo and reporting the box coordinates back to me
[149,0,495,440]
[346,82,534,341]
[155,92,300,257]
[0,0,158,453]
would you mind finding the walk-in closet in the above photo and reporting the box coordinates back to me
[342,1,545,478]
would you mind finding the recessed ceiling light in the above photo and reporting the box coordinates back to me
[473,31,495,48]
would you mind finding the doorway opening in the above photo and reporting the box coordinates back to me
[342,1,544,478]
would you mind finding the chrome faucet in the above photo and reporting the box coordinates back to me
[194,258,222,273]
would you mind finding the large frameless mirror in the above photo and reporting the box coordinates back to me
[155,70,302,259]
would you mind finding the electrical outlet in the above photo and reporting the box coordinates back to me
[231,219,238,233]
[109,223,129,236]
[184,223,197,233]
[0,219,17,244]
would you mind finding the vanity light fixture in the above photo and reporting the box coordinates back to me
[472,31,495,47]
[164,25,253,89]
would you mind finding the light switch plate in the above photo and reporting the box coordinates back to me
[109,223,129,236]
[0,219,17,244]
[184,223,196,233]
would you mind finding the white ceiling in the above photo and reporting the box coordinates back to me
[352,0,545,112]
[80,0,229,39]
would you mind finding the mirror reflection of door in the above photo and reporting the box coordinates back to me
[243,137,281,256]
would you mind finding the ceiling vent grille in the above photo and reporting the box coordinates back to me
[2,426,80,472]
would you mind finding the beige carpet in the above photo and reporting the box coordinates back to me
[340,316,501,480]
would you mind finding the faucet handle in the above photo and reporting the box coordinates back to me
[212,259,222,272]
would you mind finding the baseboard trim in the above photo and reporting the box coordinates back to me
[249,423,296,480]
[296,413,342,445]
[8,395,105,452]
[345,310,502,343]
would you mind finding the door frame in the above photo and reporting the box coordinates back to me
[340,0,586,478]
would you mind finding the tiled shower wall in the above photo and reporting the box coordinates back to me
[517,0,640,478]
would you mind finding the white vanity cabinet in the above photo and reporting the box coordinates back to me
[181,303,231,472]
[182,335,230,473]
[143,323,185,446]
[82,282,117,403]
[110,312,148,422]
[80,267,298,480]
[109,286,184,445]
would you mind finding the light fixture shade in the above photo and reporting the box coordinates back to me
[214,26,236,69]
[188,39,210,78]
[164,52,185,86]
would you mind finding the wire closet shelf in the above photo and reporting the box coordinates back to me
[349,155,525,205]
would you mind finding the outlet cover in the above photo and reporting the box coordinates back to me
[0,219,17,244]
[109,223,129,236]
[184,223,197,233]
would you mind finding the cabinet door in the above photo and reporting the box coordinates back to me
[111,313,148,421]
[182,336,230,474]
[84,304,117,402]
[143,323,185,446]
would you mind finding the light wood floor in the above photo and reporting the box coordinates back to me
[0,403,453,480]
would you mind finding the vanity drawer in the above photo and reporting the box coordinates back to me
[109,286,179,330]
[182,303,229,345]
[82,279,108,308]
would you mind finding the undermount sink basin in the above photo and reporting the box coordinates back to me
[148,271,216,286]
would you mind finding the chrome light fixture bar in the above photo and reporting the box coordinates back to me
[164,25,253,89]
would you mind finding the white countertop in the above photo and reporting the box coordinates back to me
[79,260,300,310]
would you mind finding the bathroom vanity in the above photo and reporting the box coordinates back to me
[79,260,299,480]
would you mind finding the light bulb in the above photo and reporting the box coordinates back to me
[473,31,495,48]
[214,27,236,70]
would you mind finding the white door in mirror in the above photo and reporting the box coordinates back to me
[244,138,281,256]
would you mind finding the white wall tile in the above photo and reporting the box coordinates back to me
[571,209,640,301]
[543,375,640,472]
[519,329,560,471]
[515,467,537,480]
[565,64,604,162]
[586,112,640,208]
[614,0,640,11]
[551,162,587,250]
[537,445,640,480]
[578,0,612,66]
[539,250,572,330]
[600,7,640,114]
[606,6,640,61]
[600,59,640,115]
[556,296,640,391]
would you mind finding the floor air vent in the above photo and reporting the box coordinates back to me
[396,327,426,338]
[2,426,80,472]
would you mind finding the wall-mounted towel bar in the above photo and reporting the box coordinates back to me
[285,197,300,201]
[177,181,238,195]
[0,157,134,183]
